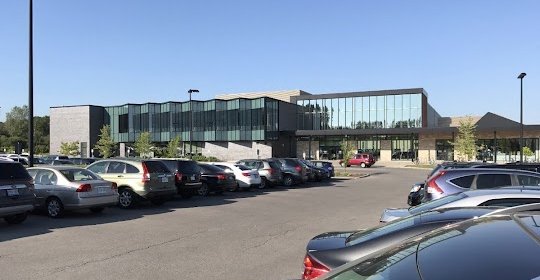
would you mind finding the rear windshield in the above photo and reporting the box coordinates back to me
[0,162,31,180]
[177,161,201,173]
[347,214,416,246]
[268,161,282,170]
[60,169,100,182]
[199,164,224,173]
[235,164,250,171]
[144,161,170,174]
[409,192,468,215]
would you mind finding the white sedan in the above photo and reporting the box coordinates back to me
[210,162,261,190]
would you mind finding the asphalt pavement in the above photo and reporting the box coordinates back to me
[0,166,428,280]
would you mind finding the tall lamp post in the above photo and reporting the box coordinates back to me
[518,72,526,162]
[28,0,34,167]
[188,89,199,159]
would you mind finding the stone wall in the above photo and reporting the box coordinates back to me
[202,141,272,161]
[50,106,92,156]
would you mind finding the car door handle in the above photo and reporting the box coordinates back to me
[117,175,124,178]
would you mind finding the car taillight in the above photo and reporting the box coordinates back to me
[217,174,226,180]
[175,172,183,182]
[264,168,274,174]
[426,171,446,194]
[142,163,150,182]
[302,254,330,280]
[76,184,92,192]
[241,172,250,177]
[295,166,302,172]
[111,182,118,190]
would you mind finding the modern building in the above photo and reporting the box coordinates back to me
[50,88,540,163]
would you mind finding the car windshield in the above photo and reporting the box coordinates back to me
[60,169,100,182]
[409,192,468,215]
[347,214,417,246]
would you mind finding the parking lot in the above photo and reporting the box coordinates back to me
[0,166,427,280]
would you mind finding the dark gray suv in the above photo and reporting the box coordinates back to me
[0,161,35,224]
[236,159,283,188]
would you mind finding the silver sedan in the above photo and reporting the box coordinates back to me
[27,166,119,218]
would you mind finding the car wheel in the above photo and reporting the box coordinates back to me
[4,213,28,224]
[46,197,64,218]
[259,178,267,189]
[360,162,366,168]
[198,183,209,196]
[90,207,105,213]
[118,188,136,209]
[283,175,293,187]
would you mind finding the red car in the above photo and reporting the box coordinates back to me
[339,153,375,168]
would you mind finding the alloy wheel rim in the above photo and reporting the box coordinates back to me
[198,184,208,196]
[48,200,60,217]
[119,191,132,207]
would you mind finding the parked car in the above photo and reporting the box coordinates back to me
[318,209,540,280]
[86,158,176,208]
[236,159,283,188]
[0,161,35,224]
[27,166,118,217]
[422,168,540,202]
[159,159,202,198]
[381,187,540,222]
[69,157,97,166]
[301,207,500,279]
[210,162,261,190]
[49,159,75,166]
[339,153,375,168]
[311,161,335,178]
[273,158,308,186]
[300,159,329,181]
[198,163,237,196]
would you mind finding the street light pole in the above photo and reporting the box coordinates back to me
[28,0,34,167]
[518,72,526,162]
[188,89,199,159]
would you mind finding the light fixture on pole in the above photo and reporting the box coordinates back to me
[188,89,199,159]
[518,72,526,162]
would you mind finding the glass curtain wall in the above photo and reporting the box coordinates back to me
[296,93,423,130]
[435,138,539,162]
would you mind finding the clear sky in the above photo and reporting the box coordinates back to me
[0,0,538,123]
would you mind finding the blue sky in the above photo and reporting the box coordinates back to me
[0,0,538,123]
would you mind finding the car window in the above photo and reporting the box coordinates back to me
[268,161,282,170]
[107,162,126,173]
[479,198,540,207]
[450,175,475,188]
[476,174,512,189]
[87,161,108,174]
[36,170,57,185]
[126,164,139,173]
[216,165,233,172]
[60,169,100,182]
[0,163,32,180]
[363,154,368,159]
[144,161,170,173]
[517,175,540,186]
[409,192,468,215]
[177,161,200,173]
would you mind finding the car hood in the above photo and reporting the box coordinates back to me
[380,208,410,223]
[307,231,357,251]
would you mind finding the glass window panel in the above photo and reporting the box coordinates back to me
[411,94,422,109]
[369,96,377,111]
[338,98,346,129]
[386,95,395,110]
[331,99,339,129]
[354,97,362,129]
[403,94,411,109]
[395,95,402,109]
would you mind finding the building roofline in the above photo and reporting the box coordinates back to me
[292,88,427,102]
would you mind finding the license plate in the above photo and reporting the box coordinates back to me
[190,175,195,181]
[161,177,168,183]
[7,189,19,196]
[98,187,107,194]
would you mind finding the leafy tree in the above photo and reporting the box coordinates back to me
[94,125,116,158]
[452,116,478,162]
[523,146,534,159]
[340,139,356,169]
[34,116,50,154]
[134,132,153,158]
[164,136,181,158]
[60,141,80,156]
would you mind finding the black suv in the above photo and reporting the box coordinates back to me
[159,159,202,198]
[273,158,308,187]
[0,161,35,224]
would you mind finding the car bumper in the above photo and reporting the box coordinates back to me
[177,182,202,191]
[64,195,119,209]
[136,188,177,199]
[0,204,34,217]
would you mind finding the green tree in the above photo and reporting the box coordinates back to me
[134,132,153,158]
[340,139,356,169]
[452,116,478,162]
[60,141,80,156]
[34,116,50,154]
[4,106,29,151]
[94,125,116,158]
[164,136,181,158]
[523,146,534,159]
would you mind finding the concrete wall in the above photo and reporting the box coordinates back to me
[202,141,272,161]
[50,106,91,156]
[296,141,320,159]
[380,140,392,162]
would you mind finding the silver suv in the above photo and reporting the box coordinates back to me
[236,159,283,188]
[423,168,540,202]
[87,159,175,208]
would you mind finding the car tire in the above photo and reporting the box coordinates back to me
[4,213,28,224]
[118,188,137,209]
[259,178,267,189]
[46,197,64,218]
[90,207,105,213]
[198,183,209,196]
[283,175,294,187]
[360,163,366,168]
